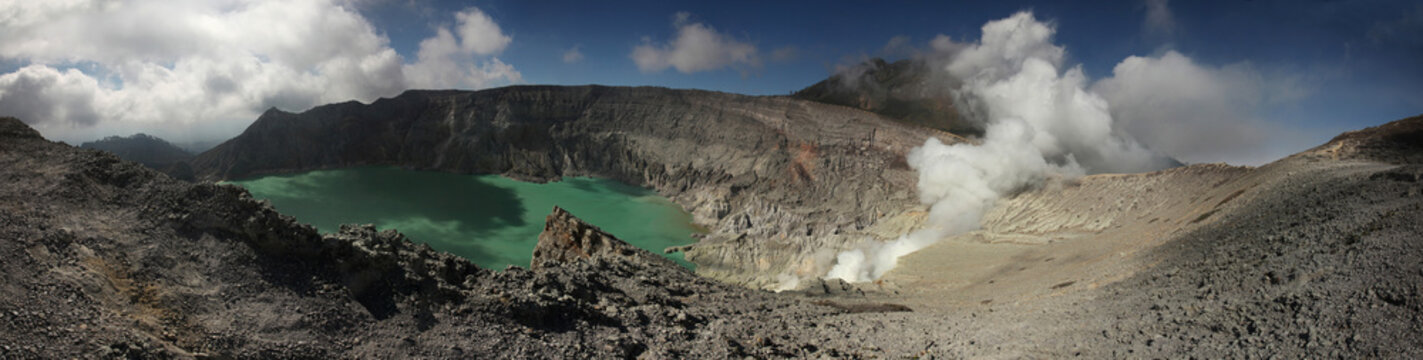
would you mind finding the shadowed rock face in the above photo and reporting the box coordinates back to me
[793,58,976,136]
[1299,114,1423,164]
[190,85,959,287]
[0,116,41,138]
[531,206,678,271]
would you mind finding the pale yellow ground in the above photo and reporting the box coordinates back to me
[874,160,1345,311]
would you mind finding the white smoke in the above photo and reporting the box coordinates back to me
[824,12,1176,283]
[772,273,802,292]
[1091,51,1305,165]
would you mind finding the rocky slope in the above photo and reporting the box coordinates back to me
[792,58,975,136]
[848,114,1423,357]
[1,116,883,358]
[189,85,958,287]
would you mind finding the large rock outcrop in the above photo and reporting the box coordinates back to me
[531,206,678,271]
[190,86,958,287]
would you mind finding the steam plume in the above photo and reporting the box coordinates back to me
[825,12,1176,283]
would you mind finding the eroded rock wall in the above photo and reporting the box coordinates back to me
[0,117,856,358]
[190,86,954,287]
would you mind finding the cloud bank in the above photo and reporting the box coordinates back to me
[1092,51,1308,164]
[0,1,520,144]
[631,12,761,74]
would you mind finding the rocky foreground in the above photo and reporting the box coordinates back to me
[832,115,1423,358]
[4,112,1423,358]
[2,116,879,358]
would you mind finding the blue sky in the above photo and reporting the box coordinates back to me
[0,0,1418,164]
[357,0,1423,163]
[375,0,1421,113]
[363,0,1169,94]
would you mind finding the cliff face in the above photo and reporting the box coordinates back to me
[191,85,959,287]
[0,118,852,358]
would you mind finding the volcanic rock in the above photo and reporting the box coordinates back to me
[793,57,975,135]
[189,86,959,287]
[531,206,678,271]
[0,121,853,358]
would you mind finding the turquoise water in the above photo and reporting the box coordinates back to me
[227,167,698,269]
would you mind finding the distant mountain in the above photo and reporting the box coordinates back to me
[80,133,195,180]
[793,58,979,136]
[80,133,192,166]
[174,139,224,154]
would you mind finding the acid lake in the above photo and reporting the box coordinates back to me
[227,167,699,269]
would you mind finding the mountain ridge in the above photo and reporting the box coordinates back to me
[792,58,975,136]
[79,133,196,181]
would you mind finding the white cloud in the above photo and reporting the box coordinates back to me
[453,8,512,55]
[402,7,523,90]
[929,34,965,54]
[562,45,585,64]
[1091,51,1306,164]
[0,1,520,144]
[631,13,760,73]
[0,65,106,128]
